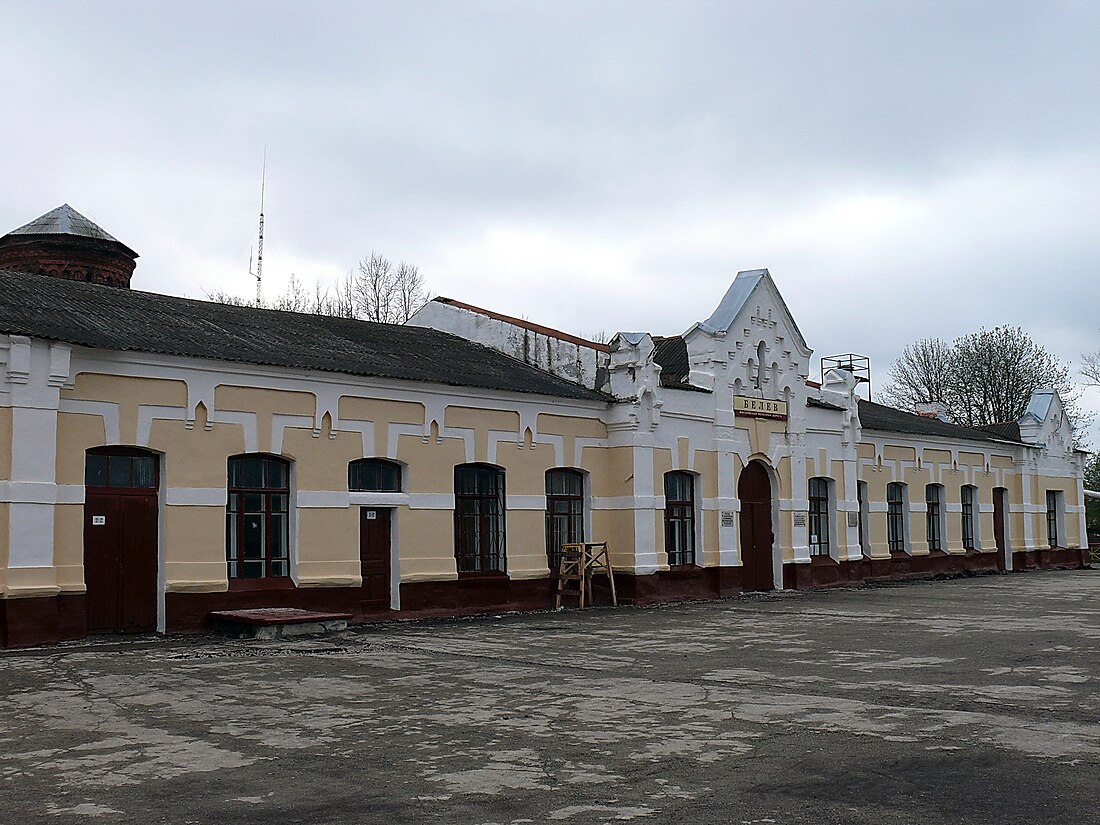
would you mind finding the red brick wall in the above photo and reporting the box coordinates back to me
[0,237,136,288]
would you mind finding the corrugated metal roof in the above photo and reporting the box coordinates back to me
[0,269,610,403]
[857,399,1024,445]
[5,204,122,244]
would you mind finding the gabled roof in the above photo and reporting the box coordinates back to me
[857,399,1025,445]
[692,269,810,354]
[0,269,609,403]
[1021,389,1056,422]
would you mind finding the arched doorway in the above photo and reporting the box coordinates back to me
[738,460,775,591]
[83,448,160,634]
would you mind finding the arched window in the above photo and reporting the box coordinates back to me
[926,484,944,552]
[664,471,696,567]
[226,454,290,580]
[808,477,831,556]
[961,485,978,549]
[349,458,402,492]
[545,469,584,570]
[887,482,907,553]
[454,464,506,573]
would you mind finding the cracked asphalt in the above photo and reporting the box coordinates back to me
[1,569,1098,824]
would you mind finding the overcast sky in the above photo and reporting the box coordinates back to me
[4,1,1100,436]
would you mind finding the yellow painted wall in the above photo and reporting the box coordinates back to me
[536,413,608,468]
[297,507,360,586]
[283,428,363,492]
[445,406,520,464]
[396,433,469,493]
[62,373,187,445]
[339,397,425,457]
[399,508,457,581]
[56,412,108,485]
[54,504,84,592]
[163,506,228,592]
[149,417,247,489]
[215,385,315,454]
[507,510,551,579]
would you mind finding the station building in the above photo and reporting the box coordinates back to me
[0,205,1087,647]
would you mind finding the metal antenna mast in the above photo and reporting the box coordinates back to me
[250,150,266,304]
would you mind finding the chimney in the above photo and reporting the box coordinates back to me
[914,402,953,423]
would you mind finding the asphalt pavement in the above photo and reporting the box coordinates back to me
[1,569,1098,824]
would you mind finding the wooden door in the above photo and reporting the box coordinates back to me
[84,491,158,633]
[360,508,392,609]
[738,461,775,591]
[993,487,1007,571]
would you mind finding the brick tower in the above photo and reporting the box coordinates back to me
[0,204,138,288]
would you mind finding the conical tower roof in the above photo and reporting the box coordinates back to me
[0,204,138,288]
[4,204,135,255]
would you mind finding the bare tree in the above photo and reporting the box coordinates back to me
[1081,349,1100,387]
[878,337,954,412]
[353,253,429,323]
[394,261,426,323]
[881,326,1086,435]
[204,252,428,323]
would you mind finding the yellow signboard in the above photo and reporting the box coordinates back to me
[733,396,788,420]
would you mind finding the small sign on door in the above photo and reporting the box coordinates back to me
[366,510,377,520]
[92,516,106,526]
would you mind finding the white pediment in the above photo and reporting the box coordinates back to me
[682,269,812,393]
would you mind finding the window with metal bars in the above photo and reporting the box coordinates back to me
[887,482,907,553]
[349,458,402,492]
[1046,490,1060,547]
[226,455,290,580]
[454,464,506,574]
[663,471,696,566]
[926,484,943,552]
[808,477,831,556]
[545,469,584,570]
[961,485,976,549]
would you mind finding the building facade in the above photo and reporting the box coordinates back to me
[0,207,1087,647]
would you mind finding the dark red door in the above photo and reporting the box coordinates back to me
[993,487,1007,571]
[360,508,392,609]
[739,461,775,591]
[84,491,158,633]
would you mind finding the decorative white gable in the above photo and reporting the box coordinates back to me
[1018,388,1075,457]
[682,269,813,400]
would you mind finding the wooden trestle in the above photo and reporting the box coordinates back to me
[555,542,618,609]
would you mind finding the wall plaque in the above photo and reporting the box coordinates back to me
[792,512,807,527]
[733,396,788,420]
[721,511,736,528]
